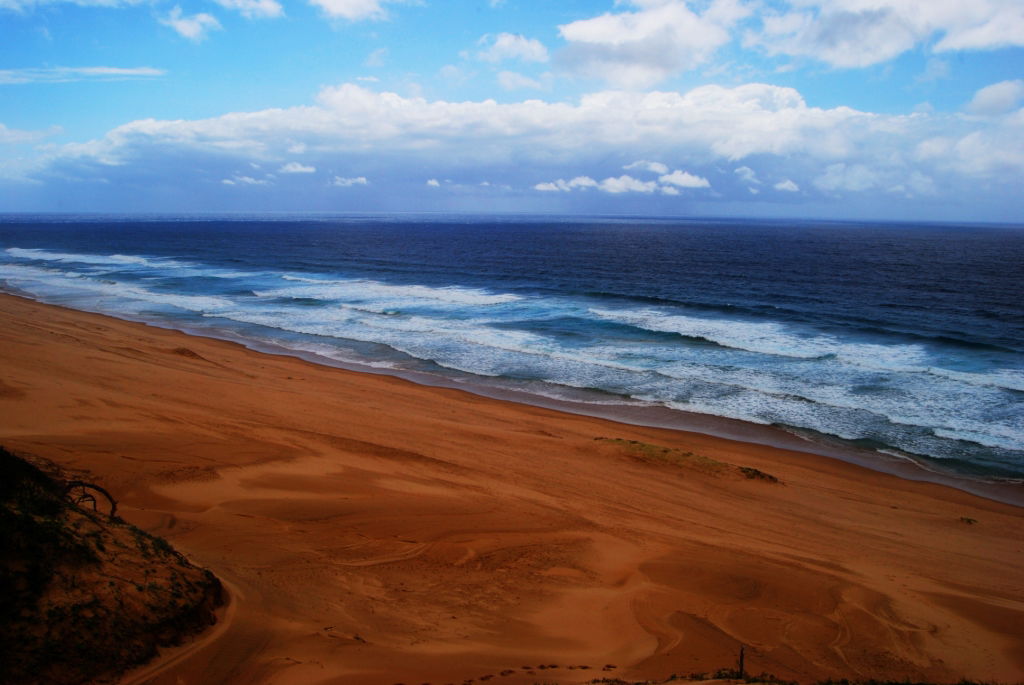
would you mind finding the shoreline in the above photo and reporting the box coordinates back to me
[4,288,1020,507]
[178,327,1024,508]
[2,292,1023,684]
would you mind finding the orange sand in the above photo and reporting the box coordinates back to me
[1,293,1022,685]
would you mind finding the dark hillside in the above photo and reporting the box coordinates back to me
[0,446,223,685]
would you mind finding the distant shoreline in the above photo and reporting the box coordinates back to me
[3,288,1020,507]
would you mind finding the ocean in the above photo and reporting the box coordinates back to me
[2,214,1023,484]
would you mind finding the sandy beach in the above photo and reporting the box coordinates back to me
[1,292,1022,685]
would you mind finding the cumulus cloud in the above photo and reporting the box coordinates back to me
[426,178,440,187]
[967,80,1024,115]
[534,176,598,192]
[558,0,751,87]
[214,0,282,18]
[0,66,165,84]
[279,161,316,173]
[734,165,760,185]
[747,0,1024,68]
[624,159,669,174]
[536,172,704,195]
[598,174,659,193]
[160,6,221,41]
[307,0,405,20]
[659,169,711,188]
[774,179,799,192]
[497,71,546,91]
[22,82,1023,211]
[332,175,368,186]
[477,33,549,63]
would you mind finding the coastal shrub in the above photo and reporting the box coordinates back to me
[739,467,780,483]
[0,445,224,685]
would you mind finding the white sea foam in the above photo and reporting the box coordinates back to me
[588,306,953,375]
[269,276,521,307]
[0,263,232,313]
[925,366,1024,392]
[932,423,1024,451]
[590,307,833,358]
[252,338,402,370]
[6,247,187,270]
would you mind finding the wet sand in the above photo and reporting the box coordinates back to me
[1,293,1022,684]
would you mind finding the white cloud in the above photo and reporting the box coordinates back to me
[536,174,666,194]
[624,160,669,175]
[0,66,165,84]
[967,80,1024,115]
[222,175,268,186]
[25,81,1024,211]
[279,161,316,173]
[308,0,404,21]
[214,0,282,18]
[426,178,440,187]
[734,165,759,184]
[160,6,221,42]
[534,176,598,192]
[497,71,546,91]
[774,178,799,192]
[814,163,878,192]
[659,169,711,188]
[558,0,751,87]
[599,175,659,193]
[747,0,1024,68]
[332,175,368,186]
[477,33,549,63]
[0,122,61,144]
[10,83,894,170]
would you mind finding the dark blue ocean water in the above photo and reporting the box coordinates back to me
[2,214,1023,480]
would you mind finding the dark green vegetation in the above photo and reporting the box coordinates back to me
[594,438,781,484]
[0,446,223,685]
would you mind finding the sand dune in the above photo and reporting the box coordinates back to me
[1,293,1021,685]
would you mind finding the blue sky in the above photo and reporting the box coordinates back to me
[2,0,1023,220]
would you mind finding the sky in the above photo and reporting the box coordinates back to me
[2,0,1023,221]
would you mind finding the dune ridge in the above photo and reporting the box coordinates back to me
[0,293,1021,685]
